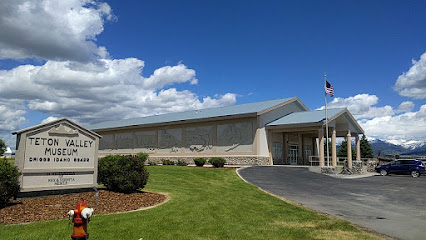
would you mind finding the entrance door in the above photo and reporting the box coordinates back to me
[289,145,298,165]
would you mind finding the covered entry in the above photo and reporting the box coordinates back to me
[267,108,364,167]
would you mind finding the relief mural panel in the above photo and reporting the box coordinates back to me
[217,121,253,153]
[185,126,214,153]
[134,131,156,153]
[115,132,132,149]
[158,128,182,153]
[99,134,114,150]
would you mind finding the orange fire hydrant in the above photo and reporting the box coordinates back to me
[68,199,94,240]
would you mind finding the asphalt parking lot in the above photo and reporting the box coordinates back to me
[238,166,426,240]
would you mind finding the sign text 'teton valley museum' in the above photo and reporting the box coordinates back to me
[13,119,101,192]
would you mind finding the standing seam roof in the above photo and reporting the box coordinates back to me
[88,97,296,130]
[266,108,346,126]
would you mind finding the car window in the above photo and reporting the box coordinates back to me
[390,160,400,165]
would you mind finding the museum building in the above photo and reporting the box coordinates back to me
[89,97,364,166]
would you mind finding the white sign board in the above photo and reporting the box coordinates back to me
[13,119,101,192]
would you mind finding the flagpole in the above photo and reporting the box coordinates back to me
[324,73,330,167]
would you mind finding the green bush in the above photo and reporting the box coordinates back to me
[193,158,206,167]
[98,153,149,193]
[162,159,175,165]
[176,160,188,166]
[148,160,157,166]
[208,157,226,168]
[0,158,21,207]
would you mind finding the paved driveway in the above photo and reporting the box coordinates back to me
[238,166,426,240]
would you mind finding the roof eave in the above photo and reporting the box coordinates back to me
[257,97,308,116]
[321,108,364,134]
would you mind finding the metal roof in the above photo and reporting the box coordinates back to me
[267,108,346,126]
[89,97,297,130]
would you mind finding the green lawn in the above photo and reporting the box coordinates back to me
[4,157,14,165]
[0,166,383,240]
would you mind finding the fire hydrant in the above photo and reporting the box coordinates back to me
[68,199,94,240]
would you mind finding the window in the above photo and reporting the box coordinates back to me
[304,145,312,159]
[272,142,283,159]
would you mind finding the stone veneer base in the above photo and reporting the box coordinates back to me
[147,156,270,166]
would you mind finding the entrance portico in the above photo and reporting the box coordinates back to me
[266,108,364,166]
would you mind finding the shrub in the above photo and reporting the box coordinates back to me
[0,158,21,207]
[162,159,175,165]
[98,153,149,193]
[176,160,188,166]
[148,160,157,166]
[208,157,226,168]
[193,158,206,167]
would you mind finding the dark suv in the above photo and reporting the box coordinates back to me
[376,159,425,177]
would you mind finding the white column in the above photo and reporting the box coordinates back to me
[332,129,337,167]
[318,128,324,167]
[356,134,361,162]
[347,131,352,168]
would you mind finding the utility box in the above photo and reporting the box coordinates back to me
[13,118,101,193]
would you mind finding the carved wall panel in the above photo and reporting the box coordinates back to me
[115,132,132,149]
[217,121,253,153]
[158,128,182,153]
[134,131,156,153]
[99,134,114,150]
[185,126,214,153]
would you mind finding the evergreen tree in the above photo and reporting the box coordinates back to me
[0,139,6,156]
[323,139,332,157]
[337,140,356,158]
[360,134,374,158]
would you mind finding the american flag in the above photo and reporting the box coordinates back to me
[325,80,334,97]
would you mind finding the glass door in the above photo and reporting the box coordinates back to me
[289,145,298,165]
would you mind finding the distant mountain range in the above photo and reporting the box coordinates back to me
[369,139,426,156]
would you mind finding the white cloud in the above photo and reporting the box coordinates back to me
[318,94,394,119]
[394,52,426,99]
[41,116,59,124]
[0,59,237,127]
[318,94,425,141]
[143,64,198,89]
[0,99,27,149]
[0,0,114,62]
[0,101,26,131]
[396,101,415,113]
[359,105,426,141]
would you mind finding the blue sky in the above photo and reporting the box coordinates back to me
[0,0,425,148]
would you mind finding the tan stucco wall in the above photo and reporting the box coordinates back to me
[257,101,307,156]
[96,117,258,161]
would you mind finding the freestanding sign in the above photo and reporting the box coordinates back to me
[13,118,101,193]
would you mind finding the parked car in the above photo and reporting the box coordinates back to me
[375,159,425,177]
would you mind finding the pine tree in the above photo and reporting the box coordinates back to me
[337,140,356,158]
[323,139,332,157]
[360,134,374,158]
[0,139,6,156]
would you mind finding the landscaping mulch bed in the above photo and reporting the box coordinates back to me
[0,190,167,225]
